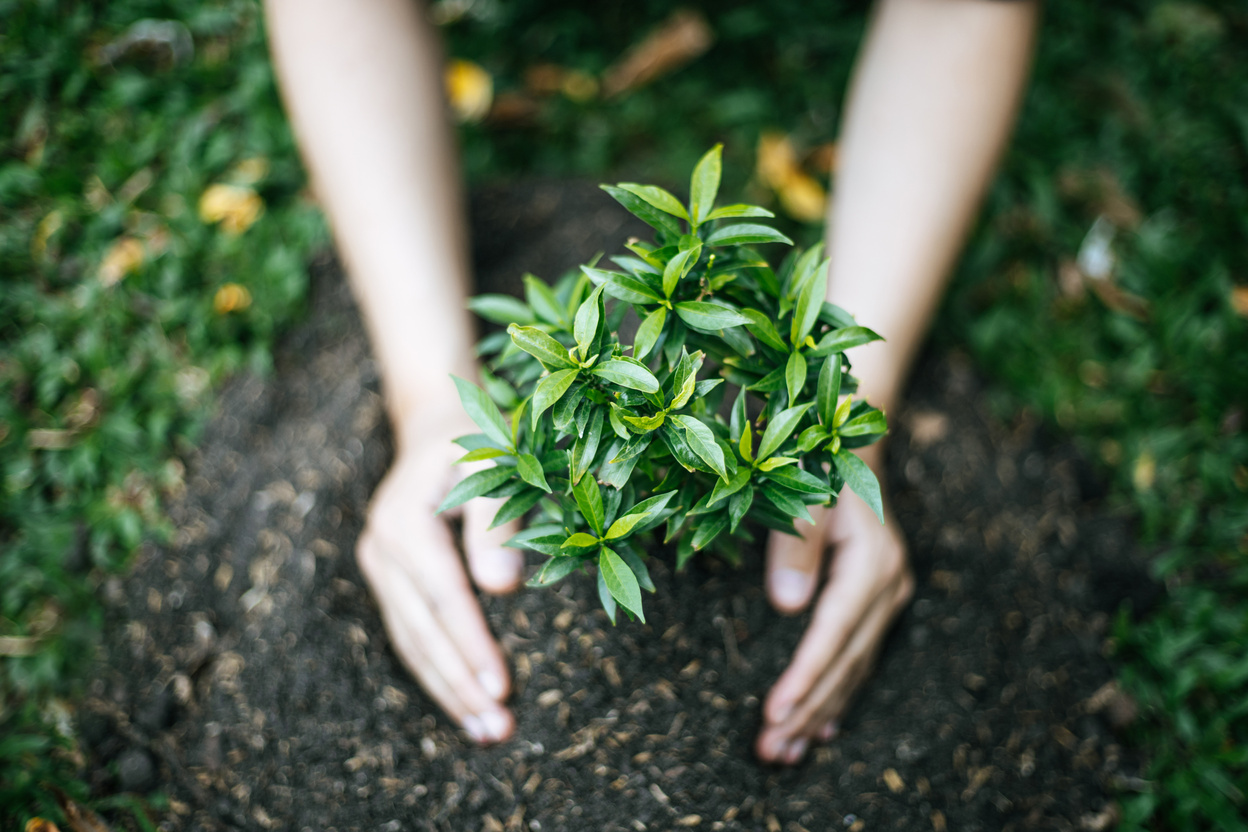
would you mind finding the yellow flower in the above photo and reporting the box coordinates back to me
[444,59,493,123]
[199,183,264,234]
[214,282,252,314]
[99,236,144,286]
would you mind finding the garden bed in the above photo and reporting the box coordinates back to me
[86,182,1147,831]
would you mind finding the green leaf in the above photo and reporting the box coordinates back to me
[553,382,584,430]
[524,274,569,329]
[581,265,663,305]
[663,242,702,298]
[728,484,754,532]
[571,408,605,484]
[616,546,656,592]
[601,184,683,238]
[757,403,810,461]
[592,358,660,393]
[572,284,606,362]
[436,466,514,514]
[531,368,580,430]
[600,546,645,622]
[833,452,884,523]
[796,424,827,453]
[763,464,830,495]
[707,467,751,507]
[618,183,689,221]
[704,203,775,221]
[817,356,842,426]
[633,306,666,361]
[838,410,888,437]
[467,294,536,325]
[810,325,884,356]
[760,482,815,525]
[746,365,787,393]
[562,532,600,549]
[489,488,544,529]
[674,301,751,332]
[740,308,788,352]
[597,566,618,624]
[516,453,552,492]
[508,324,577,370]
[691,513,728,550]
[689,144,722,227]
[785,350,807,405]
[671,414,729,481]
[704,223,794,247]
[573,474,605,536]
[604,490,677,539]
[452,375,514,451]
[729,388,748,443]
[832,394,853,429]
[756,456,798,472]
[527,556,583,588]
[621,409,666,431]
[790,258,828,346]
[455,447,508,464]
[668,349,704,411]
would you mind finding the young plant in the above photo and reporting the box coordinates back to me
[443,145,887,623]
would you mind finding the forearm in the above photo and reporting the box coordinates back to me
[827,0,1039,418]
[266,0,475,447]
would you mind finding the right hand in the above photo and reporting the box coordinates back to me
[356,412,524,743]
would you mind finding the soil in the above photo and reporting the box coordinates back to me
[86,182,1151,832]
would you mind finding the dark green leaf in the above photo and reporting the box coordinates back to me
[604,489,677,539]
[762,464,830,495]
[708,467,751,507]
[663,243,702,298]
[810,325,884,357]
[601,184,683,238]
[582,265,664,305]
[467,294,536,325]
[508,324,577,370]
[817,356,842,426]
[740,308,788,352]
[592,358,660,393]
[674,301,751,332]
[728,484,754,532]
[704,223,793,247]
[597,565,618,624]
[436,466,514,514]
[691,513,728,550]
[571,408,605,484]
[516,453,552,492]
[729,388,748,443]
[524,274,569,329]
[616,546,656,593]
[452,375,514,451]
[689,144,722,227]
[833,452,884,523]
[553,381,584,430]
[790,258,828,346]
[746,364,787,393]
[757,403,810,461]
[671,414,729,481]
[600,546,644,621]
[573,284,606,362]
[573,474,605,536]
[527,556,582,588]
[760,482,815,525]
[532,368,580,430]
[633,306,666,360]
[489,488,544,529]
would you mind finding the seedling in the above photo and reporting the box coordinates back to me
[443,146,887,623]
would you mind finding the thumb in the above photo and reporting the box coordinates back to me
[463,494,524,594]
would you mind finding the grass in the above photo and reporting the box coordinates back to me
[2,0,1244,828]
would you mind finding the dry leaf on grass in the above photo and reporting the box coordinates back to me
[98,236,144,287]
[756,132,827,223]
[601,10,713,98]
[214,283,252,314]
[199,183,264,234]
[1230,285,1248,318]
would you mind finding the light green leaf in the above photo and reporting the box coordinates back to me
[467,294,536,325]
[592,358,660,393]
[604,490,677,540]
[704,223,793,247]
[573,284,605,362]
[601,184,683,238]
[689,144,722,227]
[739,423,754,463]
[707,467,751,507]
[833,394,853,429]
[600,547,645,622]
[810,325,884,357]
[531,368,580,430]
[524,274,569,329]
[616,546,656,593]
[507,324,578,370]
[668,349,704,411]
[833,451,884,523]
[790,258,829,346]
[573,474,605,536]
[729,388,748,443]
[633,305,666,361]
[785,350,807,405]
[562,532,600,549]
[455,447,508,464]
[671,414,729,481]
[757,403,810,461]
[663,242,702,298]
[674,301,751,331]
[452,375,514,451]
[756,456,798,472]
[817,356,842,426]
[436,466,513,514]
[704,204,775,221]
[618,183,689,221]
[691,513,728,550]
[622,410,666,431]
[838,410,888,437]
[516,453,552,492]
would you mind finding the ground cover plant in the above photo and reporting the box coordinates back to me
[449,147,886,622]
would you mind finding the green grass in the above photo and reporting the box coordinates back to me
[2,0,1245,828]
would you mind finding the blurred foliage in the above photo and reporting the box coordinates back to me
[2,0,1246,828]
[0,0,324,823]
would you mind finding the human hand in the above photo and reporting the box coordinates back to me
[355,412,524,744]
[755,450,914,764]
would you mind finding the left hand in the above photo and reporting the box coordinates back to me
[755,450,914,764]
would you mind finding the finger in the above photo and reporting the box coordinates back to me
[462,495,524,594]
[764,507,829,614]
[358,533,513,743]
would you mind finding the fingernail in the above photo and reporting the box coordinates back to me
[478,670,506,700]
[480,710,509,743]
[771,568,812,609]
[462,714,486,742]
[784,737,808,764]
[476,548,520,589]
[759,732,787,762]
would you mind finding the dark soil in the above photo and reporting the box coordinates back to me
[88,182,1149,832]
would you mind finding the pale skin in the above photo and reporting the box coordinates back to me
[265,0,1037,760]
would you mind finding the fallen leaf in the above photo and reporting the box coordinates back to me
[524,64,598,102]
[1230,285,1248,318]
[445,59,493,123]
[601,10,713,98]
[757,132,827,223]
[31,209,64,259]
[28,429,75,450]
[0,636,40,657]
[757,132,799,191]
[99,236,144,286]
[778,171,826,223]
[1133,452,1156,491]
[214,283,252,314]
[231,156,270,185]
[882,767,906,793]
[199,183,264,234]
